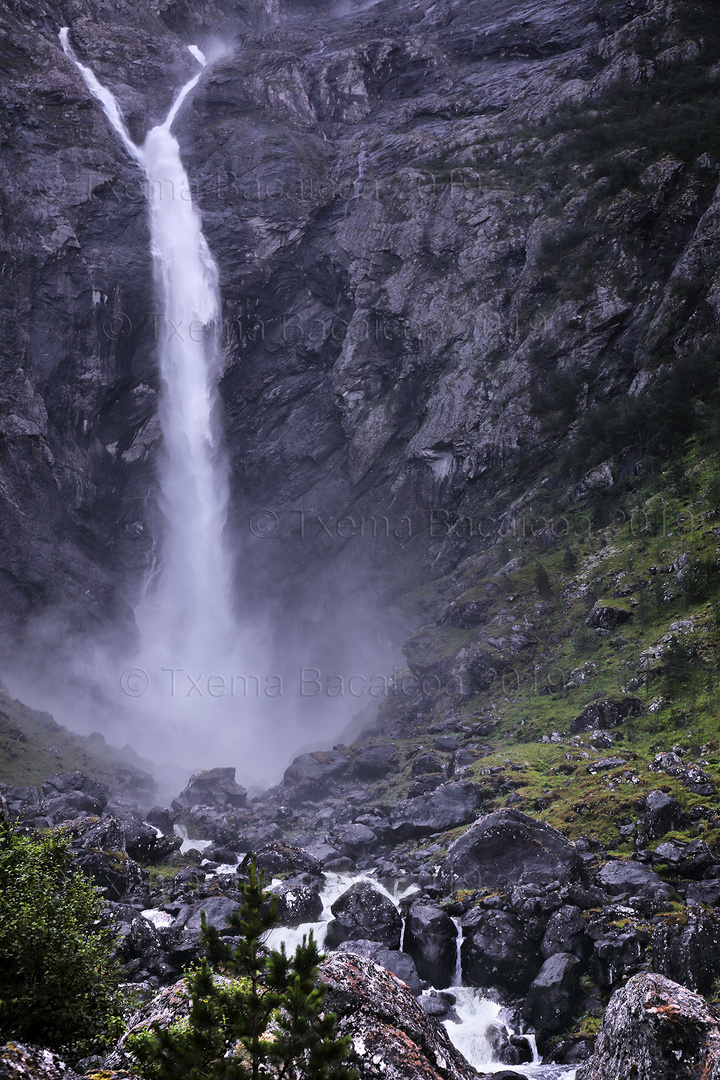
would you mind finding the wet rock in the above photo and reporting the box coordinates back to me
[443,809,582,892]
[412,754,445,776]
[588,920,650,991]
[570,697,643,734]
[596,859,671,900]
[643,790,682,841]
[577,972,720,1080]
[271,882,322,927]
[334,823,380,855]
[171,768,247,813]
[388,783,480,842]
[41,771,108,818]
[404,900,458,988]
[319,952,478,1080]
[336,940,423,994]
[541,905,591,963]
[523,952,581,1034]
[325,881,402,950]
[145,806,175,836]
[282,752,351,802]
[352,745,400,780]
[461,908,539,994]
[651,907,720,994]
[179,897,240,934]
[243,842,322,879]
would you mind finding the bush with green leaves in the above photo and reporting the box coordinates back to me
[128,859,356,1080]
[0,820,124,1061]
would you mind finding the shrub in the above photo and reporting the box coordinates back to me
[0,820,123,1062]
[128,859,355,1080]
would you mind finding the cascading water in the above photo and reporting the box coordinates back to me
[60,29,236,669]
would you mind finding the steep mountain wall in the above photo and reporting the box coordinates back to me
[1,0,718,693]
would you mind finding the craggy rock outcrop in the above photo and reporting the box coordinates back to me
[404,900,459,989]
[651,907,720,995]
[0,1043,83,1080]
[171,768,247,813]
[577,973,720,1080]
[443,808,583,891]
[319,952,478,1080]
[523,953,581,1034]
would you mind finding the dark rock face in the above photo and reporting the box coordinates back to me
[171,768,247,812]
[325,881,402,950]
[319,952,478,1080]
[596,859,671,900]
[461,908,539,994]
[271,881,322,927]
[282,752,351,802]
[388,783,480,841]
[577,973,720,1080]
[404,900,458,989]
[570,697,643,734]
[41,771,107,818]
[352,746,400,780]
[523,953,581,1034]
[643,790,683,841]
[242,842,322,878]
[443,808,582,892]
[651,907,720,995]
[541,905,591,963]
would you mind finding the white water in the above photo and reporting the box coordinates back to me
[59,29,251,761]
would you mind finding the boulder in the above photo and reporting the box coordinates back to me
[643,790,683,840]
[243,843,322,879]
[145,806,175,836]
[389,783,480,842]
[412,754,445,776]
[0,1043,82,1079]
[319,952,478,1080]
[404,901,458,989]
[443,809,582,892]
[41,771,107,819]
[587,602,633,630]
[541,905,591,963]
[271,882,323,927]
[570,697,642,734]
[651,907,720,994]
[352,745,400,779]
[180,897,240,934]
[325,882,402,950]
[282,751,351,801]
[171,768,247,812]
[589,924,649,990]
[577,972,720,1080]
[596,859,671,900]
[523,953,581,1034]
[336,940,423,994]
[334,823,380,855]
[461,908,539,994]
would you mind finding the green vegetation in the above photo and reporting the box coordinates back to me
[128,859,355,1080]
[0,821,123,1062]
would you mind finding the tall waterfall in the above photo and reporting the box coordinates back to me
[60,30,236,669]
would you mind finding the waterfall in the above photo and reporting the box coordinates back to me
[451,915,463,986]
[60,30,236,671]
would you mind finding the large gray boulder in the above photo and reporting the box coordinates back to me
[282,751,351,802]
[404,900,459,989]
[596,859,671,900]
[325,881,402,950]
[320,952,479,1080]
[644,790,683,840]
[171,767,247,812]
[461,908,540,993]
[577,973,720,1080]
[652,907,720,994]
[523,952,581,1034]
[443,809,582,892]
[388,783,480,841]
